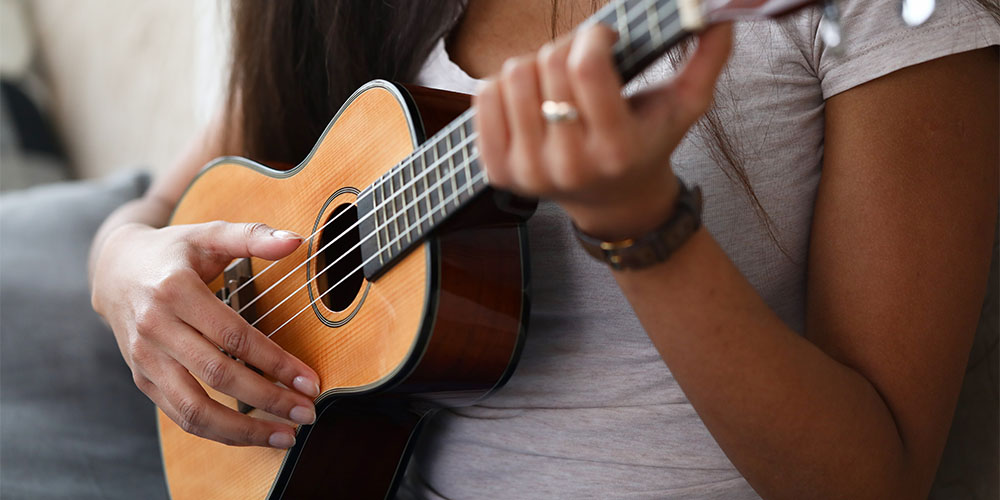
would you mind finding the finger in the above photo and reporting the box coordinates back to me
[154,357,298,448]
[537,38,587,187]
[189,222,303,264]
[473,79,512,188]
[158,319,317,426]
[168,272,320,398]
[650,22,733,128]
[566,24,630,139]
[538,38,576,112]
[499,55,549,191]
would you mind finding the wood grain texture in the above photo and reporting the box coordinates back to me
[160,83,430,500]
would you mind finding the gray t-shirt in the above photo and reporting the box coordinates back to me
[402,1,999,498]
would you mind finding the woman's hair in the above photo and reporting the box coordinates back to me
[227,1,465,164]
[227,0,998,249]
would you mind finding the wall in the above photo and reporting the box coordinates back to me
[28,0,228,179]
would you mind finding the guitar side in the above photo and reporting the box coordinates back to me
[158,81,529,499]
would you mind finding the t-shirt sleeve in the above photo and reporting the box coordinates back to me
[815,0,999,99]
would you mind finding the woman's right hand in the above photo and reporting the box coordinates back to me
[90,220,320,449]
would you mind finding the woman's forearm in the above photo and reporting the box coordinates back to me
[615,228,915,500]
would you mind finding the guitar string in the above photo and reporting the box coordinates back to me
[236,0,679,330]
[620,1,682,70]
[248,133,483,329]
[238,122,480,322]
[265,157,486,339]
[227,0,667,308]
[224,109,476,304]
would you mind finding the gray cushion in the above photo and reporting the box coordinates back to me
[0,171,168,500]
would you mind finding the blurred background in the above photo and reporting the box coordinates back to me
[1,0,229,189]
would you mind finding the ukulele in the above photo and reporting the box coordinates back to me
[160,0,838,497]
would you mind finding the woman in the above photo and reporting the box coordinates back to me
[89,0,999,498]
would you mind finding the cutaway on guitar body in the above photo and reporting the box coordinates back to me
[159,80,531,499]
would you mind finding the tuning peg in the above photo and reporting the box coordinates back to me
[818,0,843,50]
[902,0,935,26]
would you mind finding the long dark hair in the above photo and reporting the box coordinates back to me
[226,0,998,250]
[227,1,465,164]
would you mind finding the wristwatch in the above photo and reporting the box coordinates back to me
[574,180,703,271]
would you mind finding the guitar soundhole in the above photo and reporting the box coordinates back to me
[316,203,364,312]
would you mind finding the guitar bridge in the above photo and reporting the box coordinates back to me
[215,258,258,323]
[215,258,261,415]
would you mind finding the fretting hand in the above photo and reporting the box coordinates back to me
[474,23,732,241]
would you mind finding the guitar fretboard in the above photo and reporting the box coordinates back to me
[357,0,699,279]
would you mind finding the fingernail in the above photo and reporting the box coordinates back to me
[293,375,320,397]
[271,230,302,240]
[289,405,316,425]
[268,432,295,449]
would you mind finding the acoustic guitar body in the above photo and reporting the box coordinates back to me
[159,81,531,499]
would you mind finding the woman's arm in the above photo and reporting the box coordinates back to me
[89,114,322,449]
[476,23,998,499]
[616,47,997,500]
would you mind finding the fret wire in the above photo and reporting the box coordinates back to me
[610,0,680,70]
[613,0,653,65]
[407,150,418,240]
[380,175,393,261]
[646,0,663,48]
[434,142,447,217]
[393,172,408,247]
[363,112,480,259]
[374,176,385,265]
[449,128,468,201]
[444,134,460,207]
[426,150,441,225]
[626,0,656,33]
[459,124,474,196]
[389,172,400,251]
[372,133,484,257]
[380,151,485,254]
[621,5,682,71]
[418,153,434,230]
[613,0,681,71]
[616,1,632,60]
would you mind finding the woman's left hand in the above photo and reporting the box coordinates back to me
[474,22,733,241]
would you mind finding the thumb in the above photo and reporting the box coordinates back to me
[632,22,733,132]
[189,221,303,263]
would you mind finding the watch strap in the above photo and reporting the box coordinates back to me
[574,181,703,271]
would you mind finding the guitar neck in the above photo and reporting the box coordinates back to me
[358,0,701,279]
